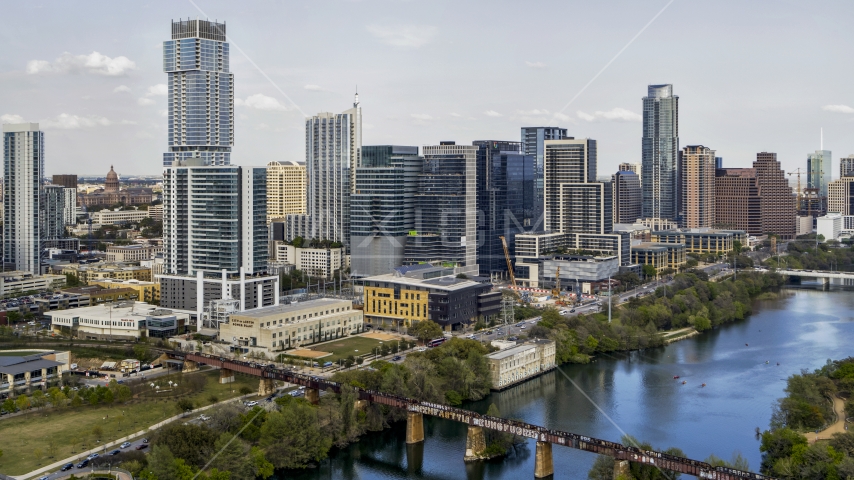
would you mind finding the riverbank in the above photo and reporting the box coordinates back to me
[661,327,699,344]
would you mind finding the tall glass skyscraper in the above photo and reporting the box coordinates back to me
[3,123,44,274]
[807,149,832,198]
[521,127,568,230]
[162,19,233,167]
[642,84,679,220]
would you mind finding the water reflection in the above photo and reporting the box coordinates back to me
[280,287,854,480]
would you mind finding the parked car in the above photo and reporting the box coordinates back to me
[322,361,333,368]
[120,442,132,449]
[87,453,100,460]
[76,459,90,468]
[109,449,121,456]
[61,463,74,471]
[199,414,210,421]
[136,444,148,450]
[245,401,259,407]
[392,355,402,361]
[142,438,149,443]
[37,476,49,480]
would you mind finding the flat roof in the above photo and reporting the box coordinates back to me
[231,298,351,319]
[45,301,175,320]
[487,343,537,360]
[362,273,483,292]
[0,357,63,376]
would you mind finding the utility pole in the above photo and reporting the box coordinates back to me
[607,275,612,323]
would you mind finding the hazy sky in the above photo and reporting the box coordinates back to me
[2,0,853,177]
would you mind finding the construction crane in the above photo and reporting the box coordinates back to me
[552,266,561,297]
[787,168,805,214]
[498,236,516,288]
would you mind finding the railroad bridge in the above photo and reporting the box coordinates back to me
[169,351,774,480]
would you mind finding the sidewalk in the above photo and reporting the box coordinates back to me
[807,395,848,444]
[13,394,253,480]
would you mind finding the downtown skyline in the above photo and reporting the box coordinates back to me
[1,1,854,176]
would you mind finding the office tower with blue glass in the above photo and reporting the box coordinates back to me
[612,170,641,224]
[642,84,679,221]
[3,123,44,274]
[807,149,832,198]
[162,19,233,167]
[404,142,479,275]
[350,145,422,277]
[472,141,535,279]
[521,127,568,230]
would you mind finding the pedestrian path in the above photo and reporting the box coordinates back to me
[807,395,847,443]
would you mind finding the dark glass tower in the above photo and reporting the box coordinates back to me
[162,19,233,167]
[472,141,535,278]
[521,127,568,230]
[641,84,679,220]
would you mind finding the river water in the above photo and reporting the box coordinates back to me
[285,286,854,479]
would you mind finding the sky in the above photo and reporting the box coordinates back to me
[1,0,854,177]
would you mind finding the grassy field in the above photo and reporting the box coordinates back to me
[0,369,260,476]
[315,336,387,363]
[0,350,41,356]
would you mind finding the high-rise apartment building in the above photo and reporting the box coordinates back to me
[163,163,267,276]
[350,146,422,277]
[3,123,44,274]
[715,152,795,239]
[41,185,67,241]
[52,174,78,189]
[286,98,362,248]
[266,161,306,222]
[521,127,568,230]
[61,188,77,226]
[543,138,597,232]
[472,140,535,278]
[807,149,832,198]
[828,177,854,215]
[612,171,641,224]
[618,162,641,183]
[162,19,233,167]
[840,154,854,177]
[404,142,478,274]
[642,84,679,220]
[679,145,716,228]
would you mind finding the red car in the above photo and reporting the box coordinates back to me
[136,444,148,450]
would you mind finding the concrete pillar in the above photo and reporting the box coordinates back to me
[274,276,280,305]
[24,371,31,385]
[354,399,369,411]
[196,270,204,330]
[240,267,246,311]
[405,411,425,444]
[406,442,424,475]
[534,441,553,478]
[182,360,199,373]
[41,368,48,381]
[258,378,274,396]
[463,425,487,462]
[305,387,319,404]
[613,460,631,480]
[219,368,235,384]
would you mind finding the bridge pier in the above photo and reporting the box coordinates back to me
[613,460,630,479]
[182,360,199,373]
[463,425,487,461]
[305,387,320,404]
[534,441,553,478]
[354,399,369,411]
[258,378,274,396]
[219,368,235,384]
[822,277,830,290]
[406,411,424,444]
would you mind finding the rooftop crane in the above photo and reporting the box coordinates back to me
[499,236,516,289]
[787,168,805,213]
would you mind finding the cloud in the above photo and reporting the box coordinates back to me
[304,84,323,91]
[517,109,550,116]
[367,24,437,47]
[235,94,289,111]
[525,61,547,68]
[576,107,642,122]
[42,114,113,129]
[410,113,434,120]
[823,104,854,114]
[1,114,26,124]
[26,51,136,76]
[137,98,155,106]
[484,110,502,117]
[146,84,168,96]
[553,112,572,122]
[450,112,462,118]
[113,85,131,94]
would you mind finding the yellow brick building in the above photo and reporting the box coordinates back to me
[266,160,307,222]
[61,263,153,283]
[89,279,160,303]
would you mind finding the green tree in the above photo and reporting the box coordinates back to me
[408,320,444,345]
[31,390,46,409]
[209,432,256,480]
[260,402,332,469]
[133,343,151,362]
[2,398,15,413]
[759,428,807,473]
[91,425,103,442]
[642,264,658,280]
[15,394,30,411]
[176,398,194,415]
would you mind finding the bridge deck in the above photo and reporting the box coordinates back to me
[173,351,775,480]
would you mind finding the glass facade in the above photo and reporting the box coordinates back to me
[473,141,535,278]
[807,149,832,198]
[642,84,679,220]
[3,124,44,274]
[162,19,233,167]
[521,127,568,231]
[543,139,597,233]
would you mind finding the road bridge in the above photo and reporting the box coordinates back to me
[776,268,854,287]
[170,351,775,480]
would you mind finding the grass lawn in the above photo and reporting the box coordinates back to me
[0,350,41,356]
[0,369,260,476]
[310,336,389,363]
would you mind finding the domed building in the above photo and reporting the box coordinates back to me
[105,165,120,192]
[79,166,154,207]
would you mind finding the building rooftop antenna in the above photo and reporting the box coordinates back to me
[354,86,360,108]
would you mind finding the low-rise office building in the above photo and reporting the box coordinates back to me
[90,279,160,303]
[59,286,141,305]
[486,339,556,390]
[0,350,70,393]
[91,208,150,225]
[361,266,501,331]
[106,244,162,263]
[631,242,686,274]
[47,302,189,340]
[61,263,153,283]
[0,271,66,298]
[35,293,91,313]
[219,298,363,351]
[650,229,745,255]
[272,242,344,279]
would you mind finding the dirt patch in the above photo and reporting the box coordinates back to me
[363,332,400,341]
[288,349,332,359]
